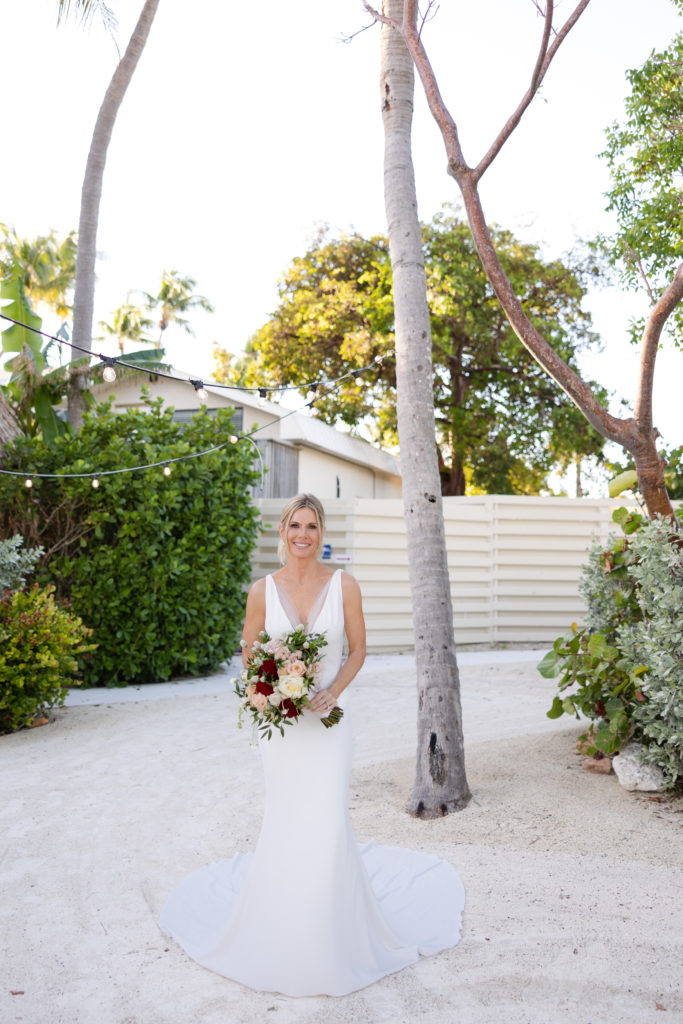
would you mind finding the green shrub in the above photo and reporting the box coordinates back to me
[540,624,647,755]
[0,397,260,685]
[540,507,683,785]
[615,518,683,785]
[0,535,44,591]
[0,584,94,732]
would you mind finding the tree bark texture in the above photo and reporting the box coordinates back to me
[371,0,681,523]
[0,391,20,450]
[380,0,471,816]
[68,0,161,428]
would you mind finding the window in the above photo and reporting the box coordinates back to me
[253,441,299,498]
[171,407,243,429]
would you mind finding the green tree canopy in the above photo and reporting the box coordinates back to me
[600,30,683,343]
[0,225,77,318]
[218,211,607,494]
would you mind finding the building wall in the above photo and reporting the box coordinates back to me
[253,496,637,651]
[92,377,402,501]
[296,447,401,500]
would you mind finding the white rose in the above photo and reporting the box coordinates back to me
[278,674,306,699]
[268,691,283,706]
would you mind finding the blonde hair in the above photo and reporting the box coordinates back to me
[277,493,326,565]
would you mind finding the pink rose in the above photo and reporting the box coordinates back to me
[263,638,284,657]
[285,658,306,676]
[249,692,268,711]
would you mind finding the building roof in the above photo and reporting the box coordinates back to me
[91,367,401,481]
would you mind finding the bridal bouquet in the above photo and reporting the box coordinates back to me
[234,625,343,740]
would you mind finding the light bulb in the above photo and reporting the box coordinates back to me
[24,477,33,488]
[162,464,172,476]
[91,477,100,489]
[229,435,239,444]
[258,388,268,408]
[191,379,209,403]
[102,364,117,383]
[374,354,385,364]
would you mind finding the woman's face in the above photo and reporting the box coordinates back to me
[281,506,321,561]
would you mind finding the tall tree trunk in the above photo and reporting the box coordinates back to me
[0,390,20,449]
[380,0,471,816]
[441,456,466,496]
[67,0,161,428]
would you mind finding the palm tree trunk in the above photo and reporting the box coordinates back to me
[67,0,161,428]
[380,0,471,816]
[0,390,20,449]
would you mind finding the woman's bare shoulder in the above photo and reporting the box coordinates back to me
[247,577,267,601]
[340,571,362,597]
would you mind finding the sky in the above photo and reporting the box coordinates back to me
[2,0,682,482]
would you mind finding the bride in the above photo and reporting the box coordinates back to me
[159,493,465,997]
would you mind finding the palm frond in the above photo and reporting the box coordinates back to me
[57,0,118,34]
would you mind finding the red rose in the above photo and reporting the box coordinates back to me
[260,658,278,680]
[283,699,300,718]
[255,680,274,696]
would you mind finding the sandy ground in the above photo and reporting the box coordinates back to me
[1,651,682,1024]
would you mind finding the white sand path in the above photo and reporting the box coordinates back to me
[1,652,682,1024]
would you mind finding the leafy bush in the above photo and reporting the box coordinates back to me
[540,625,646,755]
[0,584,94,732]
[0,535,43,591]
[0,397,260,685]
[540,507,683,785]
[615,518,683,785]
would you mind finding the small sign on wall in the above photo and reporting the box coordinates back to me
[322,543,332,561]
[333,554,353,564]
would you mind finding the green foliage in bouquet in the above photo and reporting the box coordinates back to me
[0,584,94,732]
[0,397,260,686]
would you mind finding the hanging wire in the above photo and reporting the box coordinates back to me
[0,365,361,485]
[0,312,386,394]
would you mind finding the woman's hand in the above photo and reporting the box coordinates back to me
[307,687,337,715]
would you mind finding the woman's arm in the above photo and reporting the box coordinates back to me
[241,577,266,667]
[307,572,366,710]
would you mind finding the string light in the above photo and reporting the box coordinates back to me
[101,357,117,383]
[0,311,384,400]
[190,379,209,403]
[0,313,376,489]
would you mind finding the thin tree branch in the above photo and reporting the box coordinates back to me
[400,0,469,171]
[339,19,378,44]
[634,263,683,433]
[362,2,397,29]
[475,0,592,180]
[624,243,657,304]
[417,0,439,43]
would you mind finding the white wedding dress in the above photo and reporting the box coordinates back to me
[158,569,465,996]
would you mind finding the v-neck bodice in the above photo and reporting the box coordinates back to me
[272,571,338,631]
[265,569,345,694]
